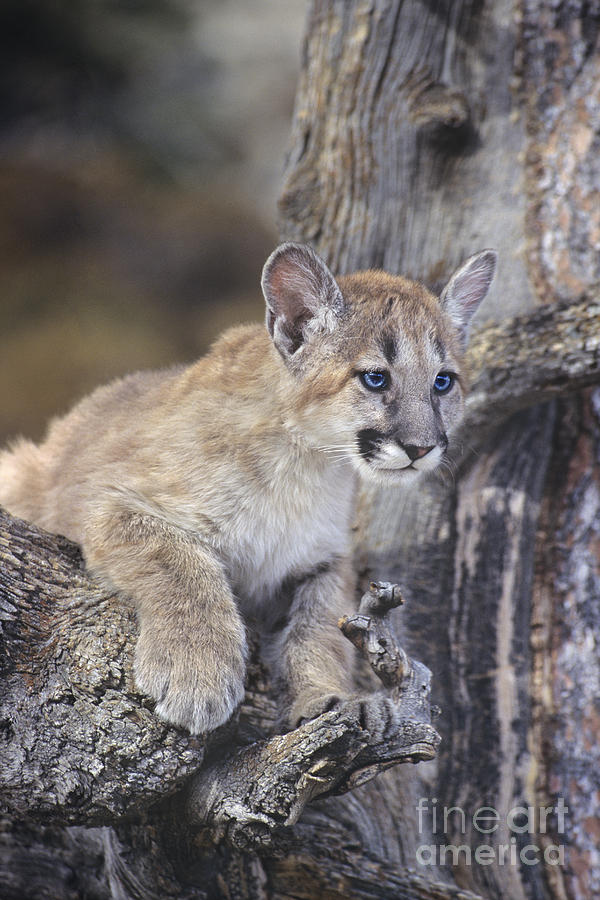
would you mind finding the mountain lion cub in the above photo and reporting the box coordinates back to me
[0,242,496,734]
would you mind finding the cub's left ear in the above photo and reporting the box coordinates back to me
[439,250,497,344]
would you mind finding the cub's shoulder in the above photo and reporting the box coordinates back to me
[189,323,279,389]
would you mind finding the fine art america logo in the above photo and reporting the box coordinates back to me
[416,798,567,867]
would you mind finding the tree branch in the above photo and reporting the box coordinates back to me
[0,511,438,841]
[0,509,203,825]
[462,291,600,446]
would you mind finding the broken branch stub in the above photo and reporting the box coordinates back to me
[339,580,410,691]
[334,581,440,792]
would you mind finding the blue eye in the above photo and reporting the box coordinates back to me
[360,370,389,391]
[434,372,454,394]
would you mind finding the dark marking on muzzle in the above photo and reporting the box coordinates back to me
[357,428,384,460]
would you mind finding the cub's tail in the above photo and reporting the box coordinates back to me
[0,438,48,525]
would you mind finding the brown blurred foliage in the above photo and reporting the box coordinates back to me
[0,0,303,441]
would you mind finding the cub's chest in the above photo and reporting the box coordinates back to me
[223,462,355,605]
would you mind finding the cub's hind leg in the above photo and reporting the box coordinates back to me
[271,556,356,729]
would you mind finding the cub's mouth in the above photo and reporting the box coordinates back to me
[355,428,445,479]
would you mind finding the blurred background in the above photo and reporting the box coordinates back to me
[0,0,306,442]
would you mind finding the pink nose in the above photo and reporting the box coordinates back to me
[403,444,434,461]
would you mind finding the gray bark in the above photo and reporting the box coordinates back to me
[3,1,600,898]
[280,2,600,898]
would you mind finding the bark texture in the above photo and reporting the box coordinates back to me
[2,1,600,899]
[279,3,600,899]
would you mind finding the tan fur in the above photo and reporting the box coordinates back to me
[0,243,496,733]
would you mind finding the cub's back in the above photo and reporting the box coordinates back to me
[0,324,280,542]
[0,366,183,538]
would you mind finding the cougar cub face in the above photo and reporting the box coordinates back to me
[317,272,465,484]
[263,243,496,484]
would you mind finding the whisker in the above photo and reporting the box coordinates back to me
[436,457,457,488]
[314,444,358,467]
[316,445,357,458]
[317,444,357,451]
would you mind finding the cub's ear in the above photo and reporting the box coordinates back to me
[439,250,497,344]
[261,242,345,360]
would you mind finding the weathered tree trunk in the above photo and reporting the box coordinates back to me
[2,2,600,899]
[280,2,600,898]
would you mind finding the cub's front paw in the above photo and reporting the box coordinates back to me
[287,691,348,730]
[287,692,402,742]
[134,628,247,734]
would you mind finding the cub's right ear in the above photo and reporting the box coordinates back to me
[261,242,345,361]
[440,249,497,346]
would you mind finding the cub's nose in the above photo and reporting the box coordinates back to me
[402,444,435,461]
